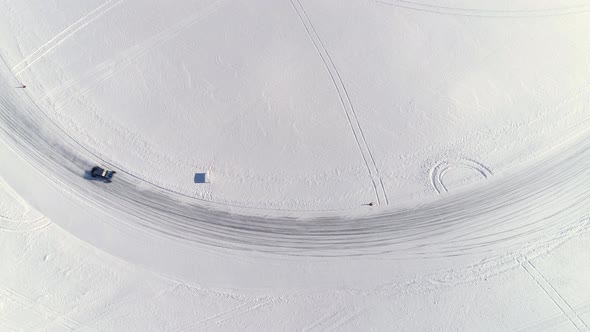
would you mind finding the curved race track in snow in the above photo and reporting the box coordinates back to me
[1,56,590,259]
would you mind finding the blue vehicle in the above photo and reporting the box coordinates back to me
[90,166,116,182]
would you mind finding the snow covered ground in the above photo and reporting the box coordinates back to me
[2,0,589,210]
[1,176,590,331]
[1,0,590,330]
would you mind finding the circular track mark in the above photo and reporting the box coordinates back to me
[430,159,493,194]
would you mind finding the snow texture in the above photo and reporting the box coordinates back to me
[0,0,590,330]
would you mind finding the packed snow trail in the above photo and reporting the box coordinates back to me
[289,0,389,206]
[0,56,589,257]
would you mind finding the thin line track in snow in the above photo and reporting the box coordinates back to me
[177,297,275,332]
[12,0,124,75]
[3,78,590,258]
[375,0,590,18]
[0,284,89,331]
[520,258,589,331]
[289,0,389,206]
[521,301,590,331]
[1,40,590,257]
[33,0,230,111]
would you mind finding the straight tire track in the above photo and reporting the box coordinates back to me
[12,0,124,75]
[375,0,590,18]
[177,297,275,331]
[520,258,589,331]
[2,51,590,257]
[289,0,388,206]
[34,0,230,110]
[0,285,85,331]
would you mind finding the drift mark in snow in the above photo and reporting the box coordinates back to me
[375,0,590,18]
[430,159,492,194]
[2,38,590,257]
[289,0,389,206]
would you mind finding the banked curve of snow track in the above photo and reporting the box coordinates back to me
[1,59,589,258]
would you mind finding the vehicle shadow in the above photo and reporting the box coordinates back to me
[83,170,110,183]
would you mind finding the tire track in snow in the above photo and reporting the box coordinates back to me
[177,297,276,332]
[0,216,52,232]
[519,258,589,331]
[1,53,590,258]
[301,309,342,332]
[328,306,370,331]
[430,159,492,194]
[302,304,369,332]
[374,220,590,298]
[375,0,590,18]
[69,274,137,331]
[0,177,52,231]
[520,300,590,331]
[289,0,389,206]
[0,284,93,332]
[34,0,230,111]
[0,319,19,332]
[12,0,124,76]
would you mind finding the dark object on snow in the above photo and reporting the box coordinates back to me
[91,166,116,182]
[194,172,210,183]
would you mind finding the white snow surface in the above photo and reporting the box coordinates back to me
[2,0,590,210]
[1,0,590,330]
[1,176,590,331]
